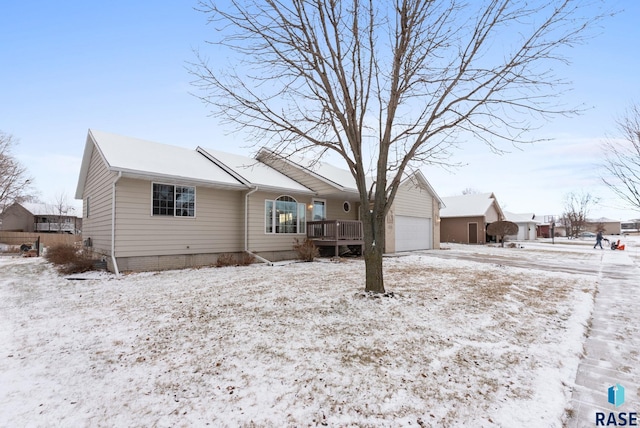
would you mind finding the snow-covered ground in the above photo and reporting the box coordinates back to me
[1,237,635,427]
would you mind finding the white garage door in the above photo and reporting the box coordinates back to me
[395,216,432,251]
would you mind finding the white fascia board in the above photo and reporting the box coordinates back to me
[114,168,249,191]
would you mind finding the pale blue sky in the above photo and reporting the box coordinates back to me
[1,1,639,221]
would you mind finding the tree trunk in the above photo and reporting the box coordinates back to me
[362,207,386,293]
[364,244,385,293]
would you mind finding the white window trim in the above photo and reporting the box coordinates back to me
[150,182,196,218]
[311,198,327,221]
[264,196,306,234]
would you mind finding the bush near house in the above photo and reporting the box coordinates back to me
[293,238,319,262]
[44,244,95,274]
[215,253,256,267]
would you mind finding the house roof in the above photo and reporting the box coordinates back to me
[589,217,621,223]
[20,202,79,217]
[440,192,503,218]
[75,131,444,207]
[0,202,80,219]
[196,148,314,194]
[257,148,359,193]
[256,148,447,206]
[76,130,248,198]
[504,211,538,224]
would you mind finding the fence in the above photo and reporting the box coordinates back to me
[0,231,82,248]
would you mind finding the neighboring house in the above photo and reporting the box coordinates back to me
[536,214,565,238]
[75,130,442,273]
[0,202,82,234]
[503,211,539,241]
[585,217,622,235]
[621,219,640,234]
[439,192,504,244]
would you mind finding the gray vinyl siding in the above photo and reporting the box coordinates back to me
[113,178,244,257]
[325,198,359,220]
[246,190,308,253]
[82,146,116,255]
[393,180,434,218]
[385,179,439,252]
[0,204,33,232]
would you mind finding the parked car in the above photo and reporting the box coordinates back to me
[578,231,596,238]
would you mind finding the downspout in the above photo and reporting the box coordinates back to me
[244,186,272,265]
[111,172,122,276]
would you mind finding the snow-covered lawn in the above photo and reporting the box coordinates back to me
[0,242,606,427]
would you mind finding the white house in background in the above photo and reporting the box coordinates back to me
[621,219,640,234]
[75,129,443,273]
[503,211,539,241]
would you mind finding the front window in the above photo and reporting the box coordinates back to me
[175,186,195,217]
[152,183,195,217]
[265,196,306,234]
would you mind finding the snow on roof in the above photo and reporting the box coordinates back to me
[87,130,247,189]
[258,148,358,192]
[440,192,499,218]
[197,148,314,194]
[504,211,538,224]
[11,202,79,217]
[589,217,621,223]
[307,160,358,191]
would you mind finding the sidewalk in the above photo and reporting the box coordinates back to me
[566,248,640,426]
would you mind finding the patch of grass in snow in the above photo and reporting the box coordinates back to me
[0,255,598,427]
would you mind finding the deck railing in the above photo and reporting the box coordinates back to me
[306,220,363,241]
[34,222,78,234]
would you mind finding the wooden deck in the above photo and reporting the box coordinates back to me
[306,220,364,256]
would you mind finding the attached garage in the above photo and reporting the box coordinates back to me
[383,171,443,253]
[395,215,432,251]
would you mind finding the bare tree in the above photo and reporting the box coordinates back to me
[190,0,606,293]
[487,220,518,247]
[0,131,33,212]
[562,191,598,238]
[462,188,481,195]
[601,103,640,212]
[46,192,77,233]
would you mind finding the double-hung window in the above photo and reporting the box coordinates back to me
[152,183,195,217]
[265,196,306,234]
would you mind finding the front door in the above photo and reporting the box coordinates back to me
[312,199,326,221]
[468,223,478,244]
